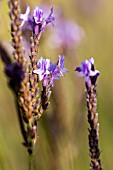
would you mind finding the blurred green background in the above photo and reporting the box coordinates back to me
[0,0,113,169]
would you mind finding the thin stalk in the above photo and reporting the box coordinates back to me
[29,152,36,170]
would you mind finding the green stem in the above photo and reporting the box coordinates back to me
[29,152,36,170]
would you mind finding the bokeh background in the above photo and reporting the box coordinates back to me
[0,0,113,169]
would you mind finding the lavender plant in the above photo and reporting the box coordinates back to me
[0,1,68,169]
[75,58,102,170]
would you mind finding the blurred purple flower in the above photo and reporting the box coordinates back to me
[20,5,55,35]
[33,55,68,87]
[75,58,99,86]
[5,62,24,90]
[48,20,85,49]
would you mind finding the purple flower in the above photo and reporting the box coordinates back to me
[33,57,50,81]
[75,58,99,85]
[57,55,68,76]
[33,7,43,24]
[33,55,68,87]
[20,5,55,35]
[49,55,68,86]
[48,20,85,49]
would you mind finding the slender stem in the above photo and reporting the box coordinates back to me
[29,152,36,170]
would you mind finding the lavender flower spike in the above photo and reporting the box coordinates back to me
[75,58,99,86]
[75,58,102,169]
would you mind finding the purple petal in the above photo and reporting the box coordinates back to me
[33,7,43,23]
[45,7,55,25]
[75,67,81,72]
[20,5,30,27]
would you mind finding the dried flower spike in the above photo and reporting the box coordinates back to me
[75,58,102,170]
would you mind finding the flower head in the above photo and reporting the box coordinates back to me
[33,7,43,24]
[75,58,99,85]
[33,57,50,81]
[20,5,55,35]
[33,55,68,87]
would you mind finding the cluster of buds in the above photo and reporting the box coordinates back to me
[75,58,102,170]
